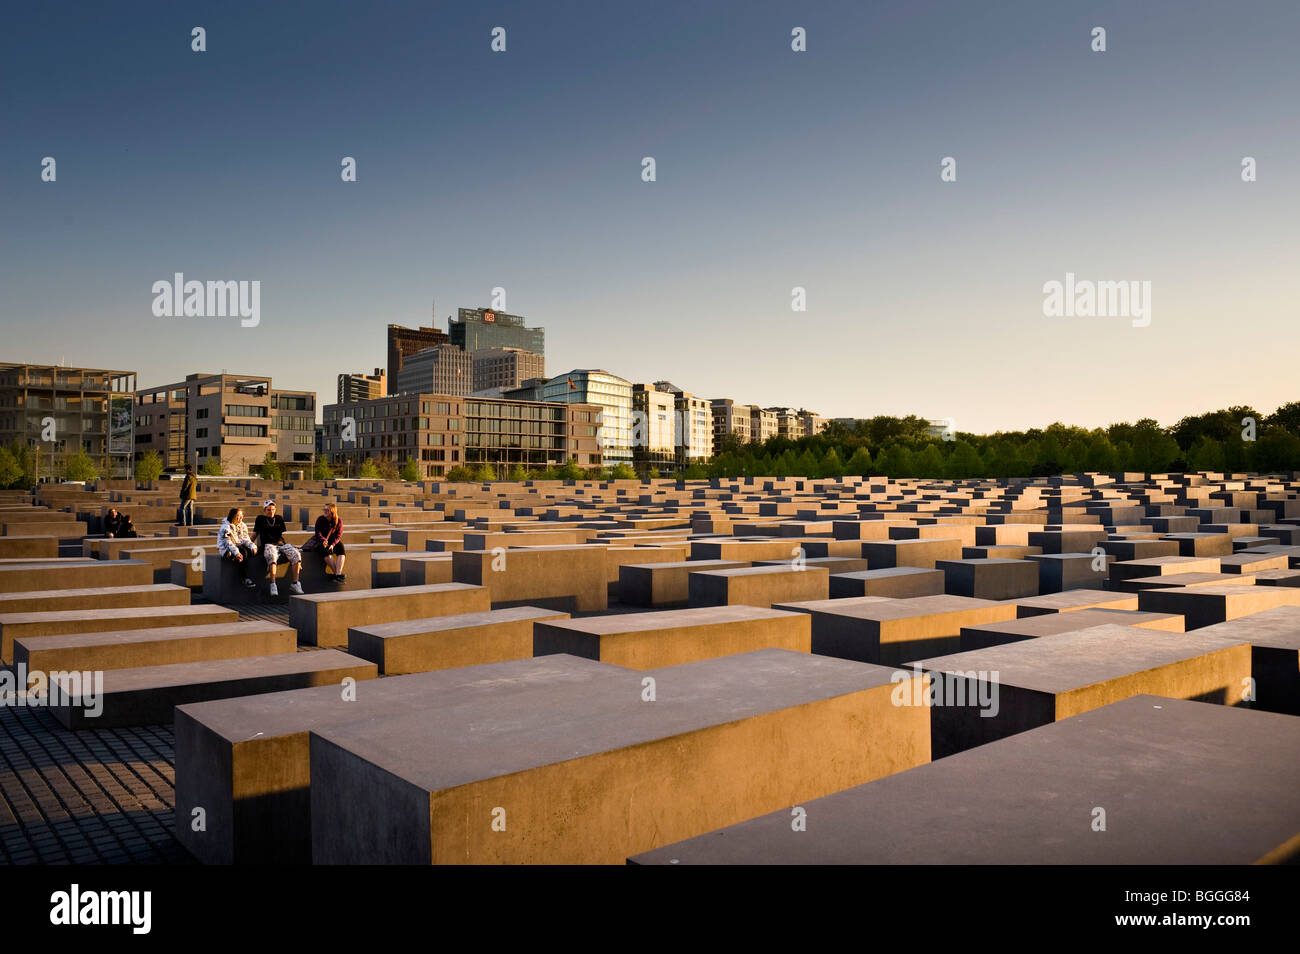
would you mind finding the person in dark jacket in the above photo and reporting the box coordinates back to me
[312,502,347,583]
[178,465,197,526]
[104,508,137,538]
[252,499,302,596]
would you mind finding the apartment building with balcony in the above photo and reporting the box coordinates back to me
[134,373,315,475]
[0,362,137,477]
[321,392,602,478]
[650,381,712,467]
[711,398,754,448]
[631,383,676,474]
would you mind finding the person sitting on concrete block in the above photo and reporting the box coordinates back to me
[218,507,258,588]
[253,500,302,597]
[104,508,137,538]
[310,502,347,584]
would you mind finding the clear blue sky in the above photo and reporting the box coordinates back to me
[1,0,1296,431]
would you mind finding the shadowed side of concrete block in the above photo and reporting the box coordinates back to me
[309,649,929,864]
[175,655,625,864]
[628,696,1300,864]
[533,605,810,668]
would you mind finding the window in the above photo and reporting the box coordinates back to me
[196,408,209,419]
[196,428,208,438]
[224,404,267,418]
[225,424,267,438]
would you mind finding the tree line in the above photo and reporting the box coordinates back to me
[705,403,1300,479]
[2,402,1295,489]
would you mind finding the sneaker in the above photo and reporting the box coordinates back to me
[333,574,346,584]
[289,581,304,595]
[243,578,256,587]
[268,581,278,597]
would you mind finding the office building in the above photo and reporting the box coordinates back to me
[395,345,473,396]
[450,307,545,355]
[0,363,137,478]
[337,368,387,404]
[542,370,633,466]
[631,384,676,473]
[387,324,450,381]
[321,392,602,478]
[134,373,315,475]
[472,348,545,392]
[652,381,712,465]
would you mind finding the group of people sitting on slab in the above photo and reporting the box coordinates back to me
[102,508,137,538]
[217,500,347,596]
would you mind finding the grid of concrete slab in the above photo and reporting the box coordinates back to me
[1,471,1298,865]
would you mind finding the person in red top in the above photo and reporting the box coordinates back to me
[312,502,347,583]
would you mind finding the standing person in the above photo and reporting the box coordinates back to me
[252,499,302,596]
[178,465,197,526]
[218,507,258,588]
[311,502,347,583]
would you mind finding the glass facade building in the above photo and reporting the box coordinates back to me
[450,308,545,355]
[541,370,633,465]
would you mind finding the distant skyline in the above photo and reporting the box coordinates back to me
[2,0,1297,432]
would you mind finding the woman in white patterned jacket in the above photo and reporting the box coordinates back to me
[218,507,258,588]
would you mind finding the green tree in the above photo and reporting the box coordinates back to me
[683,463,708,479]
[1170,406,1261,451]
[508,464,529,482]
[0,444,22,489]
[1186,435,1226,473]
[1253,428,1300,473]
[200,457,225,476]
[400,457,421,482]
[313,457,335,480]
[445,465,474,481]
[874,444,911,478]
[820,448,845,478]
[376,457,401,480]
[845,446,873,476]
[609,462,637,480]
[913,444,944,477]
[1083,435,1119,473]
[1035,434,1063,476]
[62,449,99,482]
[1265,401,1300,435]
[1112,440,1135,473]
[945,440,984,479]
[1128,419,1180,474]
[558,458,584,480]
[259,452,281,481]
[472,463,497,482]
[358,457,380,478]
[134,450,164,482]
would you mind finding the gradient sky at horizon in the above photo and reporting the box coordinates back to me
[1,0,1296,432]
